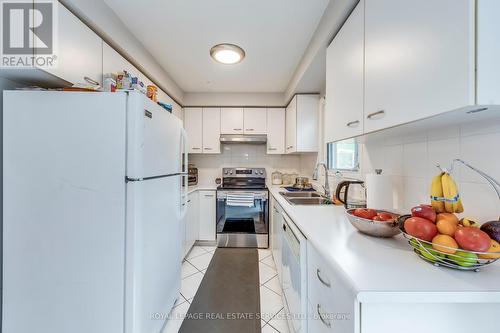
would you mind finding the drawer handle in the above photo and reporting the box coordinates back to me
[317,304,332,328]
[84,76,100,86]
[268,148,277,151]
[233,128,242,131]
[192,147,201,150]
[366,110,386,120]
[316,269,331,288]
[204,147,213,150]
[246,128,254,131]
[204,194,214,197]
[346,120,360,127]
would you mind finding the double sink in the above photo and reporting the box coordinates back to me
[280,191,333,205]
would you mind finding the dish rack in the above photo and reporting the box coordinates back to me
[401,159,500,272]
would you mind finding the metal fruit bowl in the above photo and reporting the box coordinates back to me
[398,215,500,272]
[345,209,401,238]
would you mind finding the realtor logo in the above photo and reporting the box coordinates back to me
[1,0,57,68]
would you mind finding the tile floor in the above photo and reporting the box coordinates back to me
[162,246,289,333]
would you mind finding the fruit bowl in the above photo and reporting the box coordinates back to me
[345,209,401,238]
[398,215,500,272]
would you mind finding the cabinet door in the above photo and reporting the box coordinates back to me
[285,97,297,154]
[364,0,474,133]
[295,95,319,152]
[198,191,216,241]
[244,108,267,134]
[325,0,364,143]
[202,108,221,154]
[184,108,203,153]
[271,200,283,282]
[266,108,285,154]
[185,192,199,255]
[221,108,244,134]
[37,2,102,86]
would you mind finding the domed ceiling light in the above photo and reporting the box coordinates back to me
[210,43,245,65]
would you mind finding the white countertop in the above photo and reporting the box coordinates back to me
[268,185,500,303]
[187,184,217,194]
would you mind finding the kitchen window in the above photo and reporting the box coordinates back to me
[327,138,360,171]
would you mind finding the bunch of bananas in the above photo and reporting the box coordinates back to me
[430,172,464,214]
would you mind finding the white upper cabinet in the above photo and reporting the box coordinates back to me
[286,95,319,154]
[221,108,244,134]
[285,97,297,153]
[266,108,285,154]
[184,108,203,153]
[476,0,500,105]
[37,2,103,86]
[243,108,267,134]
[364,0,474,133]
[202,108,221,154]
[325,0,364,143]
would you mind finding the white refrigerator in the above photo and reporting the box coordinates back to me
[2,91,188,333]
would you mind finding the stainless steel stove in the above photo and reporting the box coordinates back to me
[216,168,269,248]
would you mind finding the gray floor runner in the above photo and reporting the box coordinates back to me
[179,248,261,333]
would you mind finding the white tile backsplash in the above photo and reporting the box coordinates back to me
[362,123,500,222]
[189,144,301,186]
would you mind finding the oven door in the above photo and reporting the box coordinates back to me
[216,189,269,248]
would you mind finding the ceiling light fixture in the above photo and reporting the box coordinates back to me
[210,43,245,65]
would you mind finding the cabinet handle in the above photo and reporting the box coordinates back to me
[317,304,332,328]
[282,224,286,231]
[316,269,331,288]
[287,145,294,150]
[268,148,277,151]
[246,128,254,131]
[346,120,360,127]
[204,194,214,197]
[187,200,191,203]
[84,76,100,86]
[233,128,242,131]
[192,147,201,150]
[204,147,213,150]
[366,110,386,120]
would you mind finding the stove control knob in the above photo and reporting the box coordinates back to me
[229,171,233,175]
[224,170,228,175]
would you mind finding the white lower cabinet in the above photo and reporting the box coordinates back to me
[184,191,199,257]
[307,242,356,333]
[271,198,283,281]
[198,190,216,241]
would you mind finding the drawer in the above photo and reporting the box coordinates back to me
[307,243,356,332]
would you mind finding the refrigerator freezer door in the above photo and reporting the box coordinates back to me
[125,176,182,333]
[3,91,127,333]
[127,92,184,179]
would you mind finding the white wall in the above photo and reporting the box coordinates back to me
[183,92,285,107]
[189,144,301,186]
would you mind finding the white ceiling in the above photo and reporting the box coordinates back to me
[104,0,329,93]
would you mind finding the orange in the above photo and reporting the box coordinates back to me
[432,234,458,254]
[478,240,500,259]
[436,219,458,236]
[436,213,459,225]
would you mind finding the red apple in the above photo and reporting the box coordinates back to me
[454,227,491,252]
[404,217,438,242]
[411,204,436,223]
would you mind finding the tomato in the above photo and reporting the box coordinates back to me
[404,217,438,242]
[411,204,437,223]
[454,227,491,252]
[376,212,395,221]
[353,208,377,220]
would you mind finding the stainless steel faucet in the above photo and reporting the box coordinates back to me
[312,162,331,198]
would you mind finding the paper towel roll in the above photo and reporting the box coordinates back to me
[366,173,397,210]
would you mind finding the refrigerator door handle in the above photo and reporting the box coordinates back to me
[180,129,189,219]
